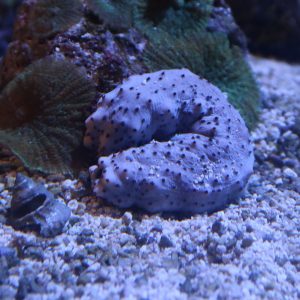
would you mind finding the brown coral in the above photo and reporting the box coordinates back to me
[14,0,83,40]
[0,57,96,174]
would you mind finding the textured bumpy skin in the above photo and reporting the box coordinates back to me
[85,69,254,213]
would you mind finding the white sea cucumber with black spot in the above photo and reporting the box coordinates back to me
[84,69,254,213]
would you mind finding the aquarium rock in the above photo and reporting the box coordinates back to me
[85,69,254,213]
[9,173,71,237]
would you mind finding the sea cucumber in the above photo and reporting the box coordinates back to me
[85,68,254,213]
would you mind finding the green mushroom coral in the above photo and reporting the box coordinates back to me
[143,29,260,128]
[133,0,214,36]
[0,57,96,174]
[134,0,259,128]
[87,0,213,33]
[86,0,132,30]
[14,0,83,40]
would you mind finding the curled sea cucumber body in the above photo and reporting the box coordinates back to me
[84,69,254,213]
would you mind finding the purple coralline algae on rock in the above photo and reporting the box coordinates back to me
[85,69,254,213]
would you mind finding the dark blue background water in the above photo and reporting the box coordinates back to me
[0,1,22,56]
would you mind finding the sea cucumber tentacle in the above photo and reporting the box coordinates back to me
[85,69,254,213]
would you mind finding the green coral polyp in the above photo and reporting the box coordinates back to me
[0,58,96,174]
